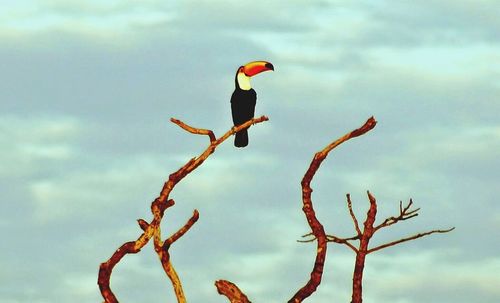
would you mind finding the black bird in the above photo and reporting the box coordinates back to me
[231,61,274,147]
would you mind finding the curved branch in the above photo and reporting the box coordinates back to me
[215,280,252,303]
[98,116,269,303]
[288,117,377,303]
[164,210,200,248]
[171,118,216,143]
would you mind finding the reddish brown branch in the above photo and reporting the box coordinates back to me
[326,192,453,303]
[288,117,377,303]
[165,210,200,248]
[171,118,216,143]
[98,242,141,303]
[98,198,176,303]
[368,227,455,254]
[350,191,377,303]
[301,233,359,253]
[98,116,268,303]
[347,193,362,236]
[374,199,421,232]
[154,210,200,302]
[215,280,252,303]
[326,235,359,252]
[137,218,149,231]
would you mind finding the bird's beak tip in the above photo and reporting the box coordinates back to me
[243,61,274,76]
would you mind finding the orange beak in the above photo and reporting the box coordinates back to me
[242,61,274,77]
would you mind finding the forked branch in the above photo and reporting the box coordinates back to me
[98,116,268,303]
[374,199,420,232]
[325,192,454,303]
[289,116,377,303]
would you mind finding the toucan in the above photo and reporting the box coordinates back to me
[231,60,274,147]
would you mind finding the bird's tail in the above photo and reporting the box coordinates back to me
[234,129,248,148]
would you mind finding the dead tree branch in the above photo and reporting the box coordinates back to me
[216,280,252,303]
[288,116,377,303]
[347,194,362,236]
[350,191,377,303]
[367,227,455,254]
[98,116,268,303]
[325,192,454,303]
[170,118,216,143]
[373,199,419,232]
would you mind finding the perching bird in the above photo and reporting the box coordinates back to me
[231,61,274,147]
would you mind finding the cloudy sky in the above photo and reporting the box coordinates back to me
[1,1,499,302]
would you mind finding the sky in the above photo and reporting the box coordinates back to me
[1,1,499,302]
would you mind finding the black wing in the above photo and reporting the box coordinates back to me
[230,88,257,126]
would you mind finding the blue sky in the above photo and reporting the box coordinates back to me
[1,1,499,302]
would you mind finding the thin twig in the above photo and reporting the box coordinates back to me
[301,233,359,253]
[326,235,359,253]
[374,199,421,232]
[347,193,362,236]
[367,227,455,254]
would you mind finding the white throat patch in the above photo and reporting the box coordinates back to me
[237,72,252,90]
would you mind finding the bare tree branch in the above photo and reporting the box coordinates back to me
[368,227,455,254]
[326,235,359,253]
[171,118,216,143]
[301,232,359,253]
[325,192,454,303]
[374,199,421,232]
[164,210,200,248]
[215,280,252,303]
[98,112,454,303]
[137,218,149,231]
[347,193,362,236]
[98,116,268,303]
[289,116,377,303]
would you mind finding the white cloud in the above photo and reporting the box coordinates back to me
[29,154,168,223]
[0,115,80,177]
[62,273,98,297]
[365,251,500,302]
[27,144,279,224]
[0,0,173,31]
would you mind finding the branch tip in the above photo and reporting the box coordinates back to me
[368,227,455,254]
[137,219,149,231]
[215,280,251,303]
